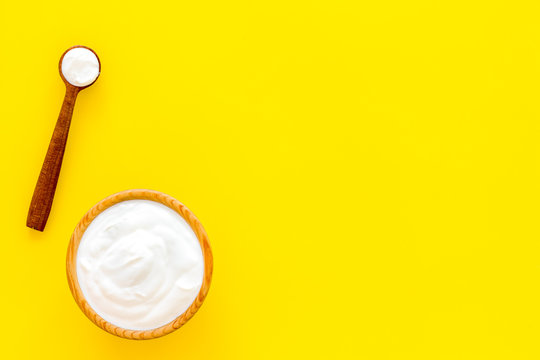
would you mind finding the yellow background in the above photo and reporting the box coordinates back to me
[1,0,540,358]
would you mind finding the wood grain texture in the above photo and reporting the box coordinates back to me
[66,189,213,340]
[26,86,79,231]
[27,45,100,231]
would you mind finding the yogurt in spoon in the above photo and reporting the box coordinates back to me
[61,47,100,87]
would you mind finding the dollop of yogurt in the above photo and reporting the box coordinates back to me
[61,47,100,87]
[76,200,204,330]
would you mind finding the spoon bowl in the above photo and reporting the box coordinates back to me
[59,45,101,90]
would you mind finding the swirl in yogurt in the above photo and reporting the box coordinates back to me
[76,200,204,330]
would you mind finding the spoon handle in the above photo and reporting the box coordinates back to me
[27,86,80,231]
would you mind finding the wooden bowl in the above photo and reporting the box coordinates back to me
[66,189,213,339]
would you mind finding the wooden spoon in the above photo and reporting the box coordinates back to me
[27,45,101,231]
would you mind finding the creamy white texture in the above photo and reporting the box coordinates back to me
[76,200,204,330]
[61,47,100,87]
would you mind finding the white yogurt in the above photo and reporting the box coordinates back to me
[61,47,100,87]
[76,200,204,331]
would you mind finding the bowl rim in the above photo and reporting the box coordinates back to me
[66,189,213,340]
